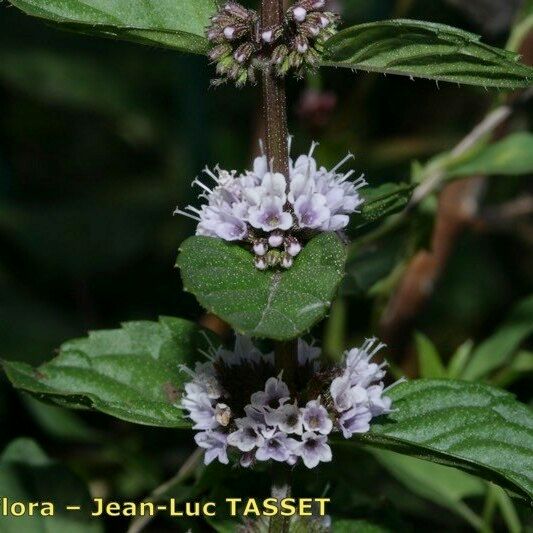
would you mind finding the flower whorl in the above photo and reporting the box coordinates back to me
[174,141,366,270]
[179,336,396,469]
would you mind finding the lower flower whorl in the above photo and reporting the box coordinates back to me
[179,336,396,469]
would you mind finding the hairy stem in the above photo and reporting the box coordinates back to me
[260,0,296,379]
[261,0,290,176]
[260,2,294,531]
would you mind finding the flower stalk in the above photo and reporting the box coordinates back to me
[261,1,293,527]
[261,0,290,177]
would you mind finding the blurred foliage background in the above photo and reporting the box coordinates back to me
[0,0,532,531]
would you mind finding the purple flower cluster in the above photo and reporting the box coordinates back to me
[174,142,366,270]
[179,336,395,469]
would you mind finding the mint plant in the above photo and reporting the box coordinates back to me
[2,0,533,531]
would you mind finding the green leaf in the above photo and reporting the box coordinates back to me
[177,234,346,340]
[2,317,210,427]
[6,0,217,54]
[0,438,102,532]
[322,19,533,89]
[462,295,533,380]
[415,332,446,378]
[358,379,533,501]
[372,449,484,529]
[354,183,414,230]
[447,133,533,177]
[447,340,474,379]
[492,351,533,388]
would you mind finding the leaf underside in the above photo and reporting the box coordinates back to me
[323,19,533,89]
[2,317,210,428]
[357,379,533,502]
[7,0,218,54]
[177,233,347,340]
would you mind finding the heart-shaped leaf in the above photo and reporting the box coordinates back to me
[2,317,210,427]
[7,0,217,54]
[322,19,533,89]
[177,233,347,340]
[357,379,533,501]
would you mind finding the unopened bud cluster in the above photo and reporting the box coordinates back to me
[207,2,259,87]
[273,0,338,78]
[179,336,397,469]
[175,140,366,271]
[206,0,338,86]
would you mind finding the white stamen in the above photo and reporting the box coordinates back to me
[203,166,220,183]
[331,152,354,174]
[192,178,213,195]
[353,175,367,190]
[173,208,201,221]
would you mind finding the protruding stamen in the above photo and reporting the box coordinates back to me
[173,208,201,221]
[331,152,354,174]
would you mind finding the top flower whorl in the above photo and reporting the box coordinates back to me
[175,142,366,270]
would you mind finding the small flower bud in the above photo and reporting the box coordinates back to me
[297,0,326,10]
[311,0,326,9]
[294,34,309,54]
[253,239,268,256]
[271,44,289,65]
[215,403,232,426]
[268,231,284,248]
[209,44,232,62]
[224,1,251,21]
[223,26,236,40]
[319,13,330,27]
[266,250,281,267]
[254,256,268,270]
[262,29,274,43]
[300,22,320,38]
[281,253,293,269]
[284,236,302,257]
[216,56,235,75]
[234,42,254,63]
[293,6,307,22]
[261,25,284,43]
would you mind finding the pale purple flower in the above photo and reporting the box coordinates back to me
[338,406,372,438]
[250,376,290,409]
[227,417,265,452]
[195,431,229,465]
[181,387,218,430]
[294,194,330,229]
[345,339,387,387]
[265,403,304,435]
[294,432,332,468]
[181,335,396,469]
[175,141,367,270]
[329,373,353,412]
[256,431,298,462]
[248,196,293,232]
[367,383,392,417]
[301,400,332,435]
